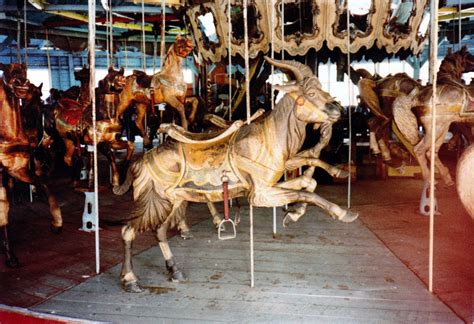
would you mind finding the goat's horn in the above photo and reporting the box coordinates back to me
[264,57,313,82]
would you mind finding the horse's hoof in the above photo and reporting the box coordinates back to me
[5,256,20,268]
[122,281,144,293]
[339,210,359,223]
[337,170,350,179]
[180,231,194,240]
[170,270,187,283]
[51,225,63,234]
[444,179,455,187]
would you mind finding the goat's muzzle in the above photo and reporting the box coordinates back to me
[324,101,342,122]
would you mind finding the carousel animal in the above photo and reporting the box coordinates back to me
[113,57,358,292]
[456,144,474,219]
[354,69,421,166]
[115,35,199,146]
[0,63,62,267]
[393,47,474,192]
[97,66,126,120]
[47,67,133,186]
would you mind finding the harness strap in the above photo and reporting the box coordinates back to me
[221,171,230,221]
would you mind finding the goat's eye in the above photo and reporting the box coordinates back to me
[307,91,316,97]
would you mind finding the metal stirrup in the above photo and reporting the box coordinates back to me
[218,171,236,240]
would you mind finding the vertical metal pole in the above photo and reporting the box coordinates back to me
[109,0,114,67]
[271,0,277,236]
[160,0,166,71]
[141,0,146,71]
[428,0,439,293]
[243,0,254,288]
[23,0,28,67]
[281,0,284,59]
[45,29,52,89]
[106,5,110,68]
[346,0,352,209]
[124,40,128,70]
[88,0,100,275]
[228,0,232,121]
[458,0,462,50]
[17,19,21,63]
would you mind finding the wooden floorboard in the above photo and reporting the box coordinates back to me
[32,206,462,323]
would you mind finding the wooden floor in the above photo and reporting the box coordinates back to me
[32,204,462,323]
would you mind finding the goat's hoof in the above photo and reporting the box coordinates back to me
[339,210,359,223]
[51,225,63,234]
[180,231,194,240]
[170,270,187,283]
[122,281,144,293]
[282,214,294,228]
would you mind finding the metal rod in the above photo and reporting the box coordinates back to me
[160,0,165,70]
[428,0,439,293]
[141,0,146,71]
[243,0,254,288]
[228,0,232,121]
[23,0,28,67]
[17,19,21,63]
[271,0,277,236]
[45,28,52,88]
[281,0,284,59]
[88,0,100,275]
[346,0,352,209]
[110,0,114,67]
[458,0,462,50]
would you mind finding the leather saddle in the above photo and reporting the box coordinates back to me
[57,98,86,126]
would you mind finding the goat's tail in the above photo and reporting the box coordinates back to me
[113,161,134,195]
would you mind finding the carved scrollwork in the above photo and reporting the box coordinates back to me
[217,0,269,59]
[270,0,323,56]
[187,4,227,62]
[186,0,430,63]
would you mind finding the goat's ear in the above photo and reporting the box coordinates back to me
[119,67,124,74]
[38,83,43,91]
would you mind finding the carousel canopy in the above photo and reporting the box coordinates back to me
[0,0,473,59]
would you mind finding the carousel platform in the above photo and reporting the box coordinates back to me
[29,203,461,323]
[0,150,471,322]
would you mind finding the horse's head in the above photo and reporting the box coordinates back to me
[74,65,90,83]
[264,57,342,124]
[0,63,30,98]
[24,82,43,104]
[174,35,194,58]
[458,46,474,74]
[101,66,126,93]
[439,47,474,80]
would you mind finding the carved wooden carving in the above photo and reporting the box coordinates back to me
[216,0,270,59]
[187,0,430,63]
[187,4,227,63]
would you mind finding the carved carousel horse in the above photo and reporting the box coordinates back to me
[355,69,421,166]
[0,63,62,267]
[49,67,133,186]
[393,47,474,201]
[113,57,358,292]
[115,35,198,146]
